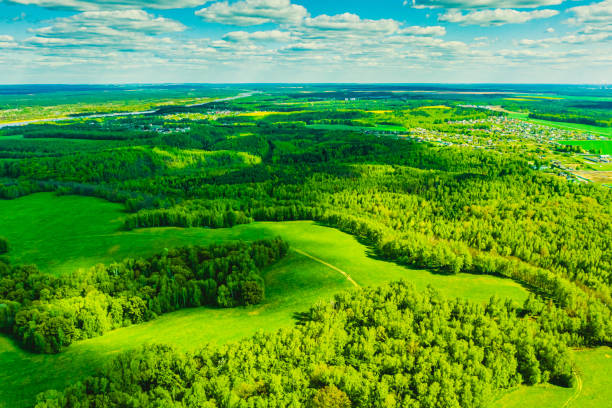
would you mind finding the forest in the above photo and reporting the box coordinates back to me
[528,113,612,128]
[0,84,611,408]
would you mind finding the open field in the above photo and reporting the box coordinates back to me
[0,193,530,408]
[581,162,612,171]
[495,347,612,408]
[559,140,612,155]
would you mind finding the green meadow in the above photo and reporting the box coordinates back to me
[0,193,531,408]
[559,140,612,155]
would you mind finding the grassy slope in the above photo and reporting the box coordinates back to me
[0,193,530,408]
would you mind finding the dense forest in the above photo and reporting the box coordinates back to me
[35,282,575,407]
[0,238,288,353]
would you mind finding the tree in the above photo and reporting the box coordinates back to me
[312,385,352,408]
[0,238,8,254]
[241,280,264,305]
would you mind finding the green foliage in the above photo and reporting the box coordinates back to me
[0,146,260,184]
[0,237,7,254]
[2,86,612,408]
[0,238,288,353]
[34,282,574,408]
[559,140,612,155]
[312,385,352,408]
[529,113,612,128]
[7,123,154,140]
[0,84,231,123]
[124,204,253,229]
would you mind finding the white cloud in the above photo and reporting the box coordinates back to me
[566,0,612,26]
[581,23,612,33]
[0,34,18,48]
[497,48,589,60]
[37,10,186,36]
[398,25,446,36]
[223,29,292,42]
[519,32,611,46]
[195,0,307,26]
[439,8,558,26]
[546,27,555,33]
[0,0,209,10]
[303,13,399,34]
[26,10,185,49]
[3,0,609,82]
[384,34,469,52]
[412,0,563,9]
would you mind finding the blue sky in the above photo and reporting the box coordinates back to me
[0,0,610,83]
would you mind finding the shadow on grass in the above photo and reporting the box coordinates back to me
[292,311,312,325]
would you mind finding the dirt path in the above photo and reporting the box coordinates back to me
[562,370,583,408]
[291,248,360,288]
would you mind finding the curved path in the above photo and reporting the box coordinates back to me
[562,370,583,408]
[291,247,360,288]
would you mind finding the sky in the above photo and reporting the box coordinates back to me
[0,0,610,84]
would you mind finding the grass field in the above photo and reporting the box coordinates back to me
[559,140,612,155]
[0,193,530,408]
[495,347,612,408]
[580,161,612,171]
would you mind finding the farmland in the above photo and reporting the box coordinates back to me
[0,84,611,408]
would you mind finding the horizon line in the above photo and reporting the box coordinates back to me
[0,82,610,86]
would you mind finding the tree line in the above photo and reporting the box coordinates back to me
[529,113,612,128]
